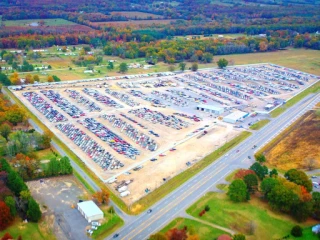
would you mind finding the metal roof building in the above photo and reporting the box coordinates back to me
[196,104,224,115]
[77,200,104,223]
[223,111,248,124]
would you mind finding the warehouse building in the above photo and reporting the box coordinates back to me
[77,200,104,223]
[223,111,249,124]
[196,104,224,115]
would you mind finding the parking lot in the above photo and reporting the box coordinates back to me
[14,63,319,204]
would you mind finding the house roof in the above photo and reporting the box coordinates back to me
[224,111,248,121]
[77,200,103,217]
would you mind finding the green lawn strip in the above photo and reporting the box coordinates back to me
[186,192,315,240]
[0,218,54,240]
[131,131,252,213]
[249,119,270,130]
[301,227,319,240]
[270,81,320,118]
[92,211,124,240]
[73,170,95,194]
[3,87,130,214]
[160,217,229,239]
[216,184,228,191]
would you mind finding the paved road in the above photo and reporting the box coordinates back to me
[106,93,319,240]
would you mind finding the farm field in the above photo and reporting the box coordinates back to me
[0,18,76,26]
[262,109,320,171]
[160,217,230,239]
[110,11,163,19]
[186,192,318,240]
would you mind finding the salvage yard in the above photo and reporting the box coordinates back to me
[11,64,319,204]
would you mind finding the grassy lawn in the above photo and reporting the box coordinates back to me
[0,18,76,26]
[91,207,124,240]
[36,148,60,160]
[0,218,55,240]
[130,131,251,214]
[160,217,230,239]
[186,192,318,240]
[249,119,270,130]
[270,81,320,118]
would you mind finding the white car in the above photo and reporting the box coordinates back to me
[87,229,93,236]
[91,226,98,230]
[92,222,101,226]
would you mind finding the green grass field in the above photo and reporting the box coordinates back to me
[0,219,55,240]
[160,217,230,239]
[0,18,76,26]
[249,119,271,130]
[186,192,318,240]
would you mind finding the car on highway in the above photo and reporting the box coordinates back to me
[252,145,257,149]
[248,156,252,159]
[236,150,240,153]
[113,233,119,238]
[311,176,317,179]
[150,158,157,161]
[147,209,152,213]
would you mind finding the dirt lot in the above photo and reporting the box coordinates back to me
[264,109,320,171]
[13,63,318,204]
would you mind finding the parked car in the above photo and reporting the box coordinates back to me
[92,222,101,226]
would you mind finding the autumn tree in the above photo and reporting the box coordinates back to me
[5,106,26,125]
[259,42,268,52]
[93,189,110,205]
[9,72,20,85]
[33,75,40,82]
[47,76,54,82]
[0,201,13,230]
[234,169,256,179]
[228,179,249,202]
[166,227,187,240]
[25,74,34,84]
[149,232,168,240]
[217,58,228,68]
[284,169,312,192]
[27,197,41,222]
[1,233,13,240]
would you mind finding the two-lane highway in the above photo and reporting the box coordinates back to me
[108,92,319,240]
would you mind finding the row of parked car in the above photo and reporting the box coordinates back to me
[128,108,189,130]
[65,89,102,112]
[105,89,140,107]
[22,92,67,122]
[151,90,189,107]
[78,118,140,160]
[56,123,124,170]
[99,114,158,151]
[40,90,85,118]
[82,88,123,108]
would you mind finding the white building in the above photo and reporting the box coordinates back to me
[223,111,248,124]
[77,200,104,223]
[196,104,224,115]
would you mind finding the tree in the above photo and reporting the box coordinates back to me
[0,124,11,140]
[249,162,268,180]
[27,198,41,222]
[166,228,187,240]
[312,192,320,219]
[291,201,313,222]
[243,174,258,193]
[5,107,25,125]
[107,62,114,70]
[33,75,40,82]
[269,169,278,177]
[149,233,168,240]
[291,225,302,237]
[47,76,54,82]
[168,65,175,72]
[259,42,268,52]
[93,189,110,205]
[1,233,13,240]
[0,73,11,86]
[0,201,13,230]
[217,58,228,69]
[7,171,27,196]
[52,75,61,82]
[59,156,73,175]
[204,205,210,212]
[179,62,186,71]
[4,196,16,217]
[191,63,198,71]
[119,63,128,73]
[25,74,34,84]
[47,158,60,176]
[285,169,312,192]
[304,158,316,171]
[255,154,266,163]
[233,233,246,240]
[261,177,279,197]
[228,179,249,202]
[202,52,213,63]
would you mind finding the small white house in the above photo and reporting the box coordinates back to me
[77,200,104,223]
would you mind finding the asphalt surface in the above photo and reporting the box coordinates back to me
[106,92,320,240]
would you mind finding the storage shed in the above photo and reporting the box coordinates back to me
[77,200,104,223]
[223,111,248,124]
[196,104,224,115]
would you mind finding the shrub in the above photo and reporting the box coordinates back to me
[291,225,302,237]
[205,205,210,212]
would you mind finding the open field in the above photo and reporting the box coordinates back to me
[261,110,320,171]
[92,19,177,27]
[0,18,76,26]
[160,217,230,239]
[186,192,318,240]
[11,63,317,206]
[110,11,163,19]
[0,219,55,240]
